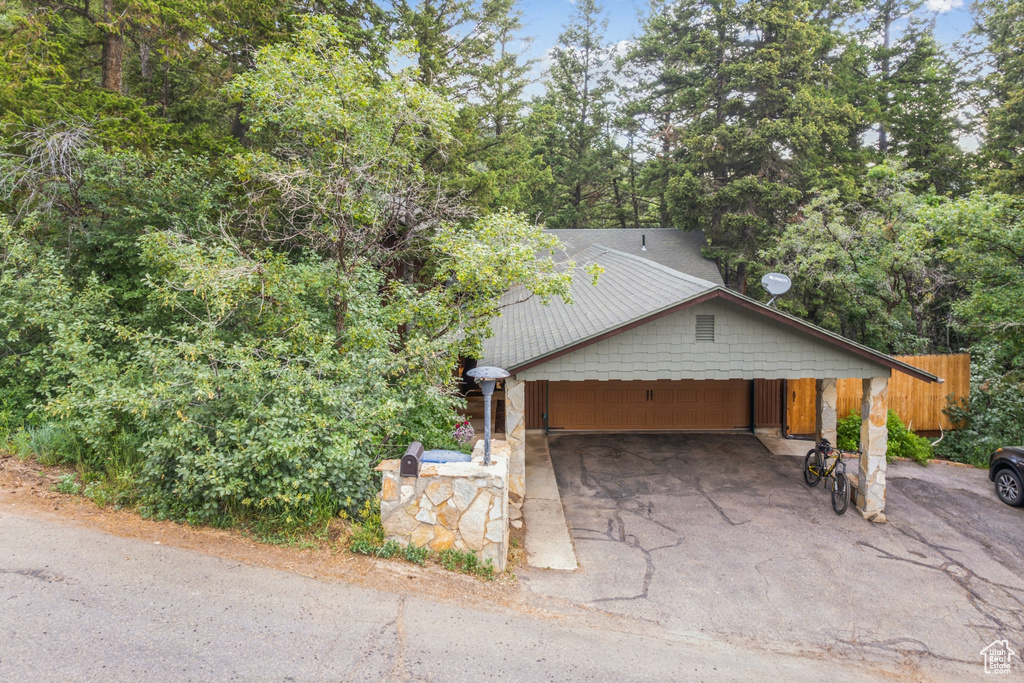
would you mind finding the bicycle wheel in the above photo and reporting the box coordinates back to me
[803,449,822,487]
[831,472,850,515]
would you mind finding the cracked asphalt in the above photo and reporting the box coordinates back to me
[519,433,1024,678]
[2,509,887,682]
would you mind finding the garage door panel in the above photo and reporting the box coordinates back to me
[548,379,749,431]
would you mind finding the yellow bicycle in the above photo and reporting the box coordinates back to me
[803,438,857,515]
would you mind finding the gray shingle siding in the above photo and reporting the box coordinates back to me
[514,299,891,382]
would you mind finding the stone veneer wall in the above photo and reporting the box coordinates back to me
[376,440,509,571]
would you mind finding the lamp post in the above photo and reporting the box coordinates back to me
[465,366,509,466]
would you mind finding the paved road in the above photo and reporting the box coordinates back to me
[522,433,1020,680]
[1,510,893,682]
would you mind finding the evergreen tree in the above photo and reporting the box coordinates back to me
[530,0,617,229]
[886,32,966,194]
[626,0,860,291]
[973,0,1024,193]
[861,3,965,193]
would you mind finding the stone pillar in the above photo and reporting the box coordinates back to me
[815,378,838,445]
[504,376,526,508]
[856,376,889,523]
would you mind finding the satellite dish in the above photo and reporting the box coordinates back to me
[761,273,792,307]
[761,273,792,296]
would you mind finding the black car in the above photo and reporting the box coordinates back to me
[990,447,1024,506]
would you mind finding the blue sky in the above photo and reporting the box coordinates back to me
[517,0,975,65]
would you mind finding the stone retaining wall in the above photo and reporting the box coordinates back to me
[376,440,509,571]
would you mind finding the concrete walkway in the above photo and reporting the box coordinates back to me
[756,433,815,457]
[523,431,578,571]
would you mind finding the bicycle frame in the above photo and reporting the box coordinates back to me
[815,443,846,481]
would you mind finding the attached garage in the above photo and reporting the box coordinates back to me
[479,229,941,522]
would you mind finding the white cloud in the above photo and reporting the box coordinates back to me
[925,0,963,13]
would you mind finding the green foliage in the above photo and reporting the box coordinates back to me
[529,0,618,229]
[835,409,932,465]
[939,347,1024,466]
[53,473,81,495]
[437,548,496,580]
[886,410,933,465]
[974,0,1024,194]
[625,0,862,289]
[837,412,861,452]
[348,498,387,554]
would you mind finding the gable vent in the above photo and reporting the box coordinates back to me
[695,314,715,342]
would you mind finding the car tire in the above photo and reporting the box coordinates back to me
[995,468,1024,507]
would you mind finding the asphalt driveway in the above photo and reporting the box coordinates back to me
[520,433,1024,676]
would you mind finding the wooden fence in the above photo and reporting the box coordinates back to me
[786,354,970,435]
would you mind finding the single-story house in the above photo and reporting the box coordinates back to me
[479,229,940,522]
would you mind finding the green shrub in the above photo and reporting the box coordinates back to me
[837,412,861,451]
[938,350,1024,467]
[348,499,387,555]
[886,410,933,465]
[833,410,933,465]
[402,544,429,566]
[83,481,110,507]
[10,425,84,465]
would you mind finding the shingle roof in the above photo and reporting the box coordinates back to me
[546,228,724,285]
[481,244,718,370]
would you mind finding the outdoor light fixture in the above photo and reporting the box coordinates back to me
[465,366,509,466]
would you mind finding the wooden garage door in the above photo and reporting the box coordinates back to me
[547,380,751,431]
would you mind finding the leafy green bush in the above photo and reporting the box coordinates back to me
[837,412,861,451]
[939,349,1024,466]
[833,410,933,464]
[886,410,933,465]
[348,499,386,555]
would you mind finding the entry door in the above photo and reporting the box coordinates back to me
[547,379,750,431]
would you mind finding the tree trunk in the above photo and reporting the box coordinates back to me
[100,0,124,92]
[611,176,627,229]
[735,261,748,295]
[140,41,152,80]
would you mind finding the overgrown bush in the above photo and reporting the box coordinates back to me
[833,410,933,464]
[938,349,1024,466]
[886,410,933,464]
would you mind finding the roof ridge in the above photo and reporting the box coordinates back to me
[579,243,720,290]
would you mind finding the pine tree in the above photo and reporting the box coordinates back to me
[530,0,617,229]
[862,3,965,193]
[973,0,1024,193]
[626,0,861,291]
[886,32,965,194]
[451,0,552,211]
